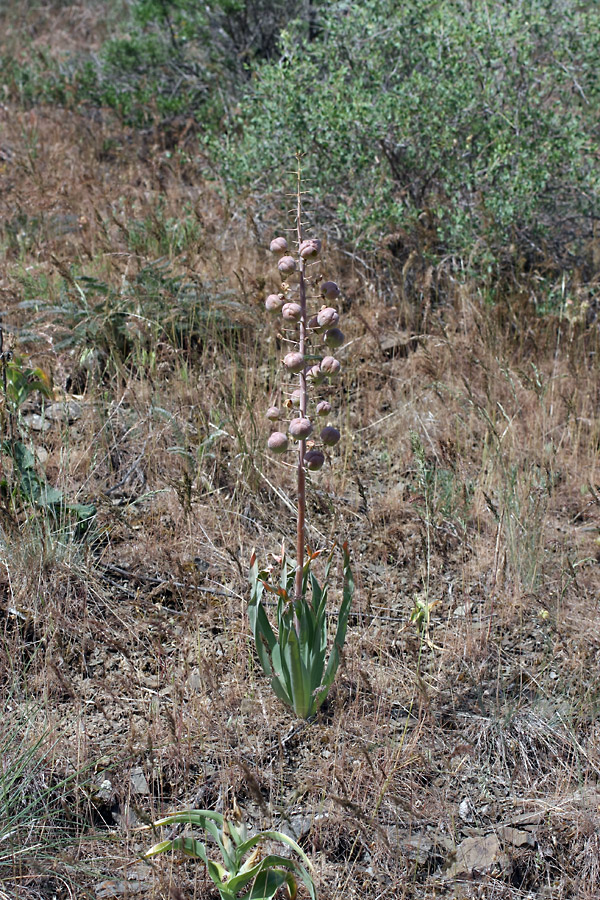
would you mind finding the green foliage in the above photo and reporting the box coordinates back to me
[248,544,354,719]
[1,0,306,127]
[35,260,243,375]
[218,0,599,270]
[143,807,316,900]
[0,354,95,527]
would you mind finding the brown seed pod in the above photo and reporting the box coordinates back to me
[320,356,341,378]
[282,302,302,323]
[265,293,285,314]
[266,406,281,421]
[323,327,345,348]
[270,236,288,256]
[307,364,326,385]
[268,431,288,453]
[321,281,340,301]
[283,351,305,373]
[304,449,325,471]
[316,400,332,417]
[320,425,341,446]
[299,238,322,260]
[317,307,340,329]
[289,417,313,440]
[278,256,297,277]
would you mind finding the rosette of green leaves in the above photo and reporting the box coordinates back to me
[142,809,316,900]
[248,544,354,719]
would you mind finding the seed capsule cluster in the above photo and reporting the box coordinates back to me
[265,236,343,471]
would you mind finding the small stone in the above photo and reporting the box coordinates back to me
[130,767,149,796]
[21,413,51,432]
[44,400,82,423]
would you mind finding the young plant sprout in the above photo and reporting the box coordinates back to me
[249,156,354,720]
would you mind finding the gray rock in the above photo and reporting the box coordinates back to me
[445,833,509,879]
[130,766,150,796]
[44,400,82,423]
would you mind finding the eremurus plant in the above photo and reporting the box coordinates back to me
[249,157,354,720]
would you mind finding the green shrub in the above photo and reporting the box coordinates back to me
[218,0,599,271]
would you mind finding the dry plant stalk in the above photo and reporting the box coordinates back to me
[249,156,353,720]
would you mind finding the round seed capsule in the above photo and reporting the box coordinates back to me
[265,293,284,314]
[270,236,288,256]
[323,327,345,348]
[282,302,302,323]
[316,400,331,417]
[320,425,341,446]
[321,281,340,301]
[278,256,297,277]
[299,239,322,260]
[289,417,313,440]
[266,406,281,421]
[307,364,326,385]
[304,449,325,471]
[268,431,288,453]
[283,352,305,374]
[320,356,341,378]
[317,307,340,329]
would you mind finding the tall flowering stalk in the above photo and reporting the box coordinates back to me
[249,158,353,719]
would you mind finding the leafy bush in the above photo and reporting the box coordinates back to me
[2,0,309,127]
[218,0,600,271]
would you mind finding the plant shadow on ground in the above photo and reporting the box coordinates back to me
[1,11,600,899]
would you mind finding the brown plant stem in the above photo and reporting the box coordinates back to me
[294,157,307,620]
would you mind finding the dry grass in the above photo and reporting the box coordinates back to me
[1,16,600,898]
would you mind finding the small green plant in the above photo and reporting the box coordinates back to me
[249,544,353,720]
[0,332,95,526]
[249,156,354,719]
[143,807,316,900]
